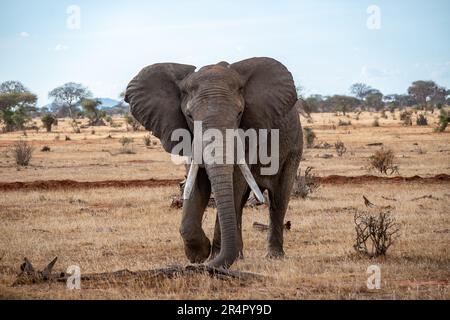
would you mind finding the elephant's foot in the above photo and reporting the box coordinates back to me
[210,244,244,260]
[266,248,285,259]
[183,237,211,264]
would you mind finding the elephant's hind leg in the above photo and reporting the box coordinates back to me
[180,168,212,263]
[266,155,300,259]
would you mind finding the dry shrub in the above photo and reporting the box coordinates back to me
[71,121,81,133]
[435,109,449,132]
[353,211,400,257]
[416,114,428,126]
[400,111,412,126]
[368,148,399,175]
[372,117,380,127]
[303,127,316,148]
[11,141,34,166]
[338,119,352,126]
[143,134,152,147]
[291,167,320,199]
[119,136,135,154]
[335,140,347,157]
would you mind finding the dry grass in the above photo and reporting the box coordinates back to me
[0,112,449,300]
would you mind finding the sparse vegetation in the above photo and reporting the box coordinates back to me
[353,211,400,257]
[291,167,320,199]
[119,136,135,154]
[303,127,316,148]
[416,114,428,126]
[400,111,413,126]
[368,148,398,175]
[125,114,141,132]
[143,134,152,147]
[338,119,352,126]
[41,114,57,132]
[10,141,34,166]
[372,117,380,127]
[435,109,449,132]
[334,140,347,157]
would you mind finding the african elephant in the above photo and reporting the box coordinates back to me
[125,57,303,269]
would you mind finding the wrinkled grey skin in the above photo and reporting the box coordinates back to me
[125,57,303,269]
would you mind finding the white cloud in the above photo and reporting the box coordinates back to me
[361,66,399,79]
[19,31,30,37]
[54,44,69,51]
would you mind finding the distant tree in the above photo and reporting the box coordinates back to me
[350,83,373,100]
[430,86,449,110]
[49,83,92,119]
[41,113,58,132]
[304,95,322,114]
[365,90,384,111]
[0,81,37,132]
[81,98,106,126]
[407,81,438,109]
[296,85,306,99]
[327,95,360,115]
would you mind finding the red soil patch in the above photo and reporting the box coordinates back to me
[0,178,181,192]
[316,174,450,184]
[0,174,448,192]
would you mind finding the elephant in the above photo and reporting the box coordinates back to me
[125,57,303,269]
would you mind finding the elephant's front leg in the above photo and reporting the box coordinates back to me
[267,156,300,258]
[180,168,212,263]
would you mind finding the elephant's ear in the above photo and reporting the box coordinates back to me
[231,57,297,129]
[125,63,196,154]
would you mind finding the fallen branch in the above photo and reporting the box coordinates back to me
[253,221,291,232]
[410,195,441,201]
[13,257,264,286]
[367,143,383,146]
[381,196,397,202]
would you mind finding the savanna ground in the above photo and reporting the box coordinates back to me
[0,111,449,299]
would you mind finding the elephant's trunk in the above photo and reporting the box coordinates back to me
[205,163,238,268]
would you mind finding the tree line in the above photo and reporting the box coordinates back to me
[300,81,449,115]
[0,80,449,133]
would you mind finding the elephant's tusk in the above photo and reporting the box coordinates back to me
[238,161,265,204]
[183,160,199,200]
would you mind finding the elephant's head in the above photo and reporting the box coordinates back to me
[125,57,297,268]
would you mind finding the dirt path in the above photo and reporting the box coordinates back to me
[0,174,449,192]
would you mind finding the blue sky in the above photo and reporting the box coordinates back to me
[1,0,449,106]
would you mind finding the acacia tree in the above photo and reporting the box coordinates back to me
[49,83,91,119]
[0,81,37,132]
[41,113,58,132]
[365,90,384,111]
[407,81,438,110]
[81,98,106,125]
[350,83,373,100]
[327,95,360,115]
